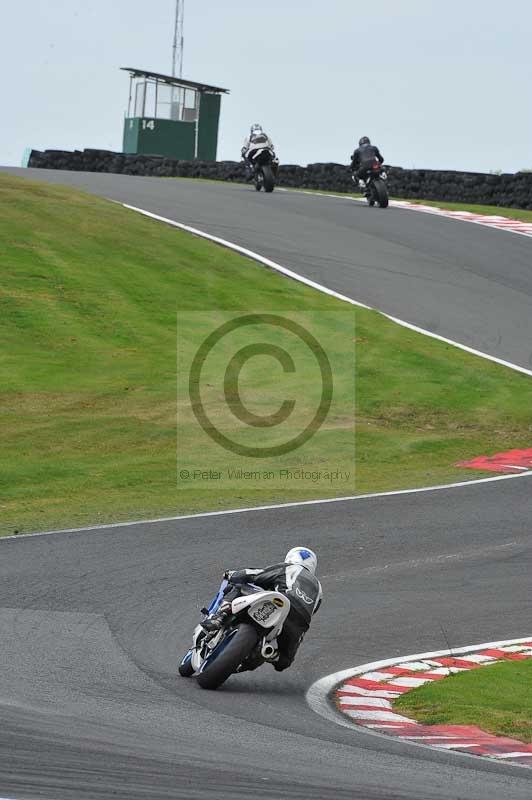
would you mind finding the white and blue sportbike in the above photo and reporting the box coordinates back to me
[179,578,290,689]
[178,578,290,690]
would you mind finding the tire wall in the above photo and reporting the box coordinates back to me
[27,149,532,210]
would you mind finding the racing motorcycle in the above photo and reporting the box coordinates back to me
[250,146,278,193]
[178,578,290,690]
[354,160,389,208]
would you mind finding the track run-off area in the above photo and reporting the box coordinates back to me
[1,168,532,800]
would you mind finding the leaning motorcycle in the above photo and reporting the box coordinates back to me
[178,578,290,689]
[251,147,278,193]
[354,160,389,208]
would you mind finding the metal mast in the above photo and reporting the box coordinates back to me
[172,0,185,77]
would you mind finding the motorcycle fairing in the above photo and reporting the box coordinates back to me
[188,590,290,674]
[231,590,289,631]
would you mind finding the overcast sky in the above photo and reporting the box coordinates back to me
[3,1,531,172]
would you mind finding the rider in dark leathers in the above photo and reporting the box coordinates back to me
[202,547,322,671]
[351,136,384,188]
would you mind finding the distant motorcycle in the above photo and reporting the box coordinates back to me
[178,578,290,689]
[248,146,278,193]
[354,160,389,208]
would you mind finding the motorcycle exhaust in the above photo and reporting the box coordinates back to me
[261,643,277,660]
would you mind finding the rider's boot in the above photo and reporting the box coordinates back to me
[201,601,232,633]
[358,178,366,190]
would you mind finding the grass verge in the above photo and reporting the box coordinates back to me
[394,660,532,743]
[1,173,532,535]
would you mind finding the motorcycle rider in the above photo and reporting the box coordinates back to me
[351,136,384,190]
[201,546,322,671]
[241,123,277,177]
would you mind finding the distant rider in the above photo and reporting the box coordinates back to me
[241,123,277,177]
[201,546,322,671]
[351,136,384,190]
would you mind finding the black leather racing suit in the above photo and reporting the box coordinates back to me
[225,563,322,671]
[351,143,384,180]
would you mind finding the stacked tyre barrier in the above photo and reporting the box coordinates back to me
[27,149,532,210]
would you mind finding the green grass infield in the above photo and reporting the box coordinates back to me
[1,173,531,535]
[394,660,532,743]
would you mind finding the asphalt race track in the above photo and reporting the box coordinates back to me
[1,169,532,799]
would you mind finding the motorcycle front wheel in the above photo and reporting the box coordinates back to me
[178,649,194,677]
[197,624,260,690]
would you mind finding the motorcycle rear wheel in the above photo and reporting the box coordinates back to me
[197,624,260,690]
[262,165,275,193]
[373,179,389,208]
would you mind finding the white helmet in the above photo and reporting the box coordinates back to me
[285,546,318,574]
[250,123,263,135]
